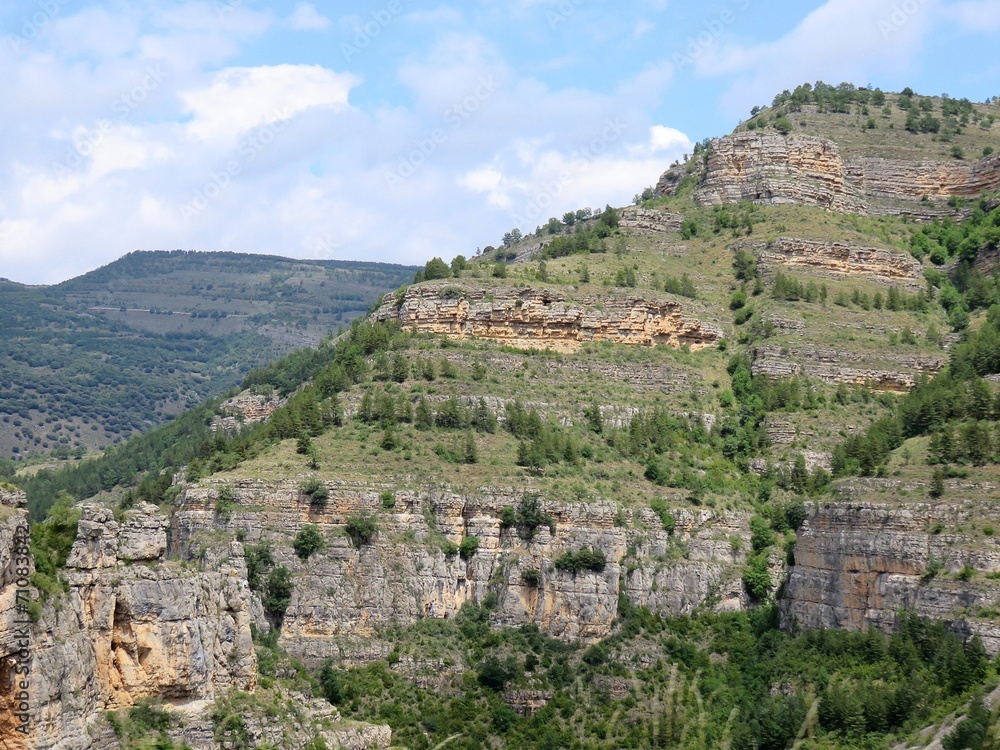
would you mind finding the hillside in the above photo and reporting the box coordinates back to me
[0,251,416,460]
[5,84,1000,750]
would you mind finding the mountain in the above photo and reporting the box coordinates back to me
[0,251,417,460]
[4,84,1000,750]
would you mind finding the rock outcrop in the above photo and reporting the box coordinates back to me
[751,344,944,392]
[755,238,925,289]
[619,207,684,233]
[781,497,1000,654]
[374,284,724,352]
[1,492,31,750]
[8,503,260,750]
[170,482,756,667]
[661,133,1000,218]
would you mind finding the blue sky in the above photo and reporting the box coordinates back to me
[0,0,998,284]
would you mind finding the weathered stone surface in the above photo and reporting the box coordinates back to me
[664,133,1000,219]
[169,481,754,667]
[374,283,725,352]
[0,499,31,750]
[781,501,1000,654]
[757,238,925,289]
[3,504,261,750]
[619,207,684,233]
[751,344,944,392]
[212,391,286,433]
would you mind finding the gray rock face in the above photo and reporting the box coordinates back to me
[170,482,755,668]
[781,500,1000,654]
[659,133,1000,219]
[3,503,260,750]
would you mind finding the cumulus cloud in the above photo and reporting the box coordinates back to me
[697,0,940,116]
[179,65,359,142]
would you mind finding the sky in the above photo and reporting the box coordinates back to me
[0,0,998,285]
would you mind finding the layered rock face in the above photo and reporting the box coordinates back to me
[751,344,945,392]
[782,496,1000,653]
[1,492,31,750]
[171,482,755,667]
[756,238,925,289]
[15,503,259,750]
[669,133,1000,217]
[374,284,724,351]
[619,207,684,233]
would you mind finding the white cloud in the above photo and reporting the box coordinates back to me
[942,0,1000,31]
[288,3,331,31]
[179,64,359,141]
[697,0,939,116]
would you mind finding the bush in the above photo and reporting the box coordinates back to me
[459,536,480,559]
[263,566,293,622]
[215,484,237,520]
[380,490,396,509]
[300,477,329,503]
[743,552,772,600]
[521,567,541,585]
[293,524,325,561]
[345,512,379,546]
[555,547,607,574]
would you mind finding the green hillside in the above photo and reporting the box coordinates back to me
[0,251,416,460]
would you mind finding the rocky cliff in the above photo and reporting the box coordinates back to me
[373,283,725,352]
[782,490,1000,654]
[754,237,926,289]
[663,133,1000,218]
[170,481,758,668]
[751,344,945,392]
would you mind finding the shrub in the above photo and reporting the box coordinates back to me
[459,536,480,559]
[555,547,607,574]
[300,477,329,503]
[521,568,541,585]
[380,490,396,509]
[743,552,772,600]
[216,485,237,520]
[345,512,379,546]
[293,524,325,561]
[263,566,293,622]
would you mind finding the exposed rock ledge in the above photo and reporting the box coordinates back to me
[752,344,944,392]
[661,133,1000,219]
[754,237,925,289]
[374,283,724,351]
[782,500,1000,655]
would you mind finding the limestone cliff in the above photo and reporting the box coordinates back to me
[781,490,1000,654]
[170,481,759,668]
[373,283,725,352]
[1,491,31,750]
[662,132,1000,218]
[751,344,945,392]
[754,237,926,289]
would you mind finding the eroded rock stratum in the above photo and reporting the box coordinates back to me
[374,283,725,351]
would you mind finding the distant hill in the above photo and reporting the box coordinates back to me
[0,250,417,458]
